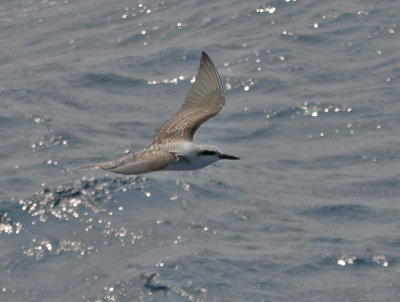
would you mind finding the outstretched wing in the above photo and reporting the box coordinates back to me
[153,52,225,143]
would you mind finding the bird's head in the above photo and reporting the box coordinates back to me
[197,145,240,164]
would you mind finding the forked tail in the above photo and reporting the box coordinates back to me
[78,164,101,170]
[78,159,124,172]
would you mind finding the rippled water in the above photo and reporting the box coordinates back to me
[1,0,400,301]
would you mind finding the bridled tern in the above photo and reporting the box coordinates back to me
[80,51,239,175]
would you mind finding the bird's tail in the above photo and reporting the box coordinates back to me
[78,160,123,172]
[78,164,101,170]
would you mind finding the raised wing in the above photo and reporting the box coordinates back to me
[153,52,225,143]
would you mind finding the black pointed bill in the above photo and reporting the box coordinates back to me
[219,154,240,160]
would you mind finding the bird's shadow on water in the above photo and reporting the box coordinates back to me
[143,273,169,292]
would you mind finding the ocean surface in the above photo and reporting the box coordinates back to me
[1,0,400,301]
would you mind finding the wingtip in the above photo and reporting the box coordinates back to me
[201,51,211,61]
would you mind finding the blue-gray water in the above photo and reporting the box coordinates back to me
[1,0,400,301]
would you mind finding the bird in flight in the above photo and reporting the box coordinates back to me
[80,51,239,175]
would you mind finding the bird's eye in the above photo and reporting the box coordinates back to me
[201,150,217,156]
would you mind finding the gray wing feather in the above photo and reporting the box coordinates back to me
[79,147,177,175]
[153,52,225,143]
[101,154,176,175]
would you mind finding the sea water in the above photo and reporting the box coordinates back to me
[1,0,400,301]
